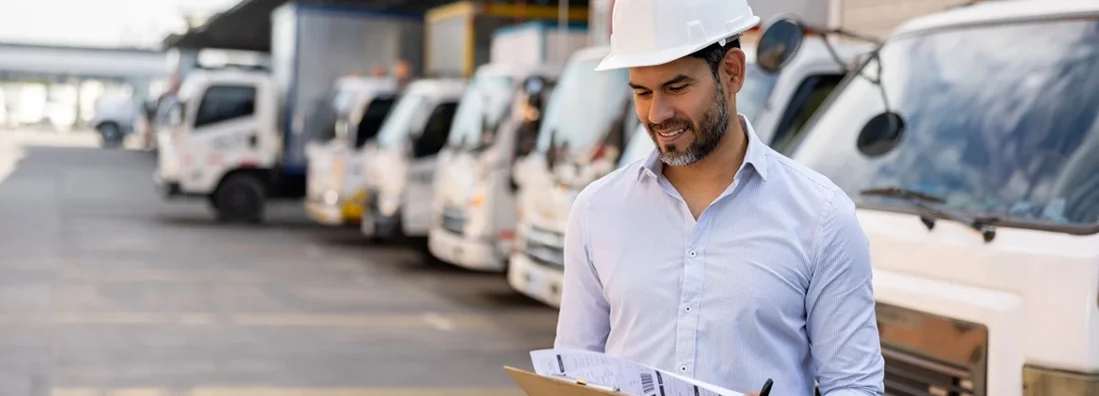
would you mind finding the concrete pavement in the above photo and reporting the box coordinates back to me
[0,131,558,396]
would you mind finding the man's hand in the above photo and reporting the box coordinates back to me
[744,392,760,396]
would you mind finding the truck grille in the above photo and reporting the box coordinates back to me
[366,191,379,215]
[876,302,988,396]
[441,207,466,235]
[884,348,976,396]
[524,226,564,268]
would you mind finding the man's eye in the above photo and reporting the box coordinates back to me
[635,91,652,99]
[668,85,687,93]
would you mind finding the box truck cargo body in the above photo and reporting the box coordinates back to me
[273,3,424,174]
[424,1,588,78]
[490,21,589,67]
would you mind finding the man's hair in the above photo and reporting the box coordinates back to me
[687,37,741,78]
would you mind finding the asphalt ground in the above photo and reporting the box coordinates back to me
[0,130,557,396]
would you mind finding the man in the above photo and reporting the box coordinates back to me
[553,0,885,395]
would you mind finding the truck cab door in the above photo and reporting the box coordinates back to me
[179,83,263,193]
[403,101,459,235]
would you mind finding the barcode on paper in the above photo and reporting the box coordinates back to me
[640,372,656,395]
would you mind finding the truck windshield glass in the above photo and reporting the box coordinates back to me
[738,62,779,121]
[534,57,631,153]
[618,126,656,168]
[447,74,514,149]
[376,94,428,149]
[791,17,1099,228]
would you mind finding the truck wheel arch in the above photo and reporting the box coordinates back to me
[215,168,272,195]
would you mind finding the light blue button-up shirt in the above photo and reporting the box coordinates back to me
[554,115,885,395]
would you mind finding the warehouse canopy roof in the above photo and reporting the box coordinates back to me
[0,42,167,81]
[164,0,590,52]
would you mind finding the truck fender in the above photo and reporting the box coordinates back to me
[215,167,272,196]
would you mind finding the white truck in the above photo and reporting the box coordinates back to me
[154,3,422,222]
[359,78,466,240]
[426,62,561,271]
[303,76,400,226]
[770,1,1099,394]
[507,37,866,308]
[425,20,588,272]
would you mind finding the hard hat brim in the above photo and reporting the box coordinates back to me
[594,16,761,72]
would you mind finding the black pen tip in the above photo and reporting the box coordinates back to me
[760,378,774,396]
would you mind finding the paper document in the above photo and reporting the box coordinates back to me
[530,349,744,396]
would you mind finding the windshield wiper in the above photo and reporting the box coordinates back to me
[859,187,999,243]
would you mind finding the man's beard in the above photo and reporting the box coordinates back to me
[652,86,730,167]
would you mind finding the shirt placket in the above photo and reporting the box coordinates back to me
[674,211,710,376]
[672,174,745,377]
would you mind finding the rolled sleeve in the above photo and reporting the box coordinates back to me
[553,187,611,352]
[805,192,885,395]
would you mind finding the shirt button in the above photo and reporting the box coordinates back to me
[688,250,697,258]
[684,306,691,312]
[680,366,688,372]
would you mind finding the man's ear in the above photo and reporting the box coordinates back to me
[721,48,747,94]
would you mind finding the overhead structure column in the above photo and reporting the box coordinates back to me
[558,0,568,57]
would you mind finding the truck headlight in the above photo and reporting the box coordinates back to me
[1024,365,1099,395]
[324,190,339,206]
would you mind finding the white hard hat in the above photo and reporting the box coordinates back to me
[595,0,760,71]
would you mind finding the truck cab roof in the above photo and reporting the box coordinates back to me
[894,0,1099,38]
[403,78,467,100]
[475,62,562,82]
[334,76,399,95]
[183,68,271,85]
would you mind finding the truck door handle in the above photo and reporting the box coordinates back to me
[248,135,258,148]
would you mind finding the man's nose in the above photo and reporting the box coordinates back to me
[647,96,675,126]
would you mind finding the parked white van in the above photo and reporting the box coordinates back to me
[773,1,1099,394]
[427,63,559,271]
[304,76,399,226]
[360,78,465,240]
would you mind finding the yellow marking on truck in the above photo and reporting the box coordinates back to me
[481,3,589,20]
[425,1,475,23]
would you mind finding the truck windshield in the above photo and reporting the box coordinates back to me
[446,73,515,149]
[376,94,428,149]
[791,17,1099,229]
[618,126,656,168]
[534,56,631,154]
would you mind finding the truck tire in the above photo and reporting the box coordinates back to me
[212,173,265,223]
[98,123,123,148]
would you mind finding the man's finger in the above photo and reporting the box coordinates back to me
[744,392,760,396]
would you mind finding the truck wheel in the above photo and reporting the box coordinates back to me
[98,123,123,148]
[213,173,265,223]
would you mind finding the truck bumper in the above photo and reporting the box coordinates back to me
[154,172,183,199]
[428,227,504,272]
[305,200,344,226]
[507,253,563,308]
[362,209,402,239]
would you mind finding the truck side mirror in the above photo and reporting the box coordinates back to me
[757,18,805,73]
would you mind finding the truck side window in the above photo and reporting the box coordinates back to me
[194,85,256,129]
[355,95,397,149]
[414,102,459,158]
[770,74,844,156]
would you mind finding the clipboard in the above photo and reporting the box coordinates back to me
[505,366,626,396]
[505,366,774,396]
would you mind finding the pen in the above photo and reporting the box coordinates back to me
[758,378,773,396]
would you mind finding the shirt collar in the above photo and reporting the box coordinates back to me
[637,113,770,182]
